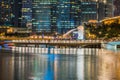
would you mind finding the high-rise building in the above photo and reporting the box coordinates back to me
[31,0,114,34]
[81,0,114,22]
[11,0,22,27]
[0,0,22,27]
[81,0,98,22]
[32,0,52,32]
[0,0,114,34]
[0,0,12,26]
[56,0,81,33]
[21,0,32,27]
[32,0,81,33]
[114,0,120,16]
[50,1,58,33]
[105,0,114,17]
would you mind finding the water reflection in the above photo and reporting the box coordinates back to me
[98,49,119,80]
[0,48,120,80]
[0,51,14,80]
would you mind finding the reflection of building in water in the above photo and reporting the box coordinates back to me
[0,54,14,80]
[84,49,98,80]
[77,49,84,80]
[98,50,116,80]
[12,53,78,80]
[54,55,77,80]
[2,48,120,80]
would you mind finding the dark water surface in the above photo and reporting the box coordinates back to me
[0,47,120,80]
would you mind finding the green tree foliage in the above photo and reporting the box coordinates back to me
[85,19,120,39]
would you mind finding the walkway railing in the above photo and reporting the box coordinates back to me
[9,39,105,48]
[12,40,104,44]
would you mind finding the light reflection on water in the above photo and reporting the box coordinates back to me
[0,47,120,80]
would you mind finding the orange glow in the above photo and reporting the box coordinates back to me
[88,20,97,23]
[102,16,120,25]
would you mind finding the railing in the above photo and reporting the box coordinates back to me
[12,40,103,44]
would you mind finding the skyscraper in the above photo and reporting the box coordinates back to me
[114,0,120,16]
[31,0,113,34]
[56,0,81,33]
[105,0,114,17]
[12,0,22,27]
[0,0,13,26]
[32,0,52,32]
[81,0,114,22]
[50,1,58,33]
[81,0,97,22]
[32,0,81,33]
[0,0,114,34]
[21,0,32,27]
[0,0,22,27]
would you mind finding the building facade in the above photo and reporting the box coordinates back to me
[31,0,114,34]
[32,0,52,33]
[12,0,22,27]
[0,0,22,27]
[0,0,114,34]
[55,0,81,33]
[0,0,13,26]
[81,0,114,22]
[105,0,114,17]
[81,0,97,22]
[114,0,120,16]
[21,0,32,28]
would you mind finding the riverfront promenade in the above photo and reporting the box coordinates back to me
[0,36,120,48]
[12,39,103,44]
[3,39,104,48]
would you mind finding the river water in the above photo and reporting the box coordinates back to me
[0,47,120,80]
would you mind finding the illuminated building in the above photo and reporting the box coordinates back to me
[0,0,114,34]
[11,0,22,27]
[32,0,81,33]
[32,0,52,32]
[81,0,114,22]
[55,0,81,33]
[0,0,22,27]
[50,1,58,33]
[0,0,13,26]
[81,0,98,22]
[21,0,32,28]
[32,0,113,33]
[114,0,120,16]
[105,0,114,17]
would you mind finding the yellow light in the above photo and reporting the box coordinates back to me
[103,0,106,4]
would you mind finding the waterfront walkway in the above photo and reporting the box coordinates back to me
[10,39,104,48]
[1,38,120,48]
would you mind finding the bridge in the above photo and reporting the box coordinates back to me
[1,38,120,48]
[10,39,105,48]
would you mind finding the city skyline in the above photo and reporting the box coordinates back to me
[0,0,115,34]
